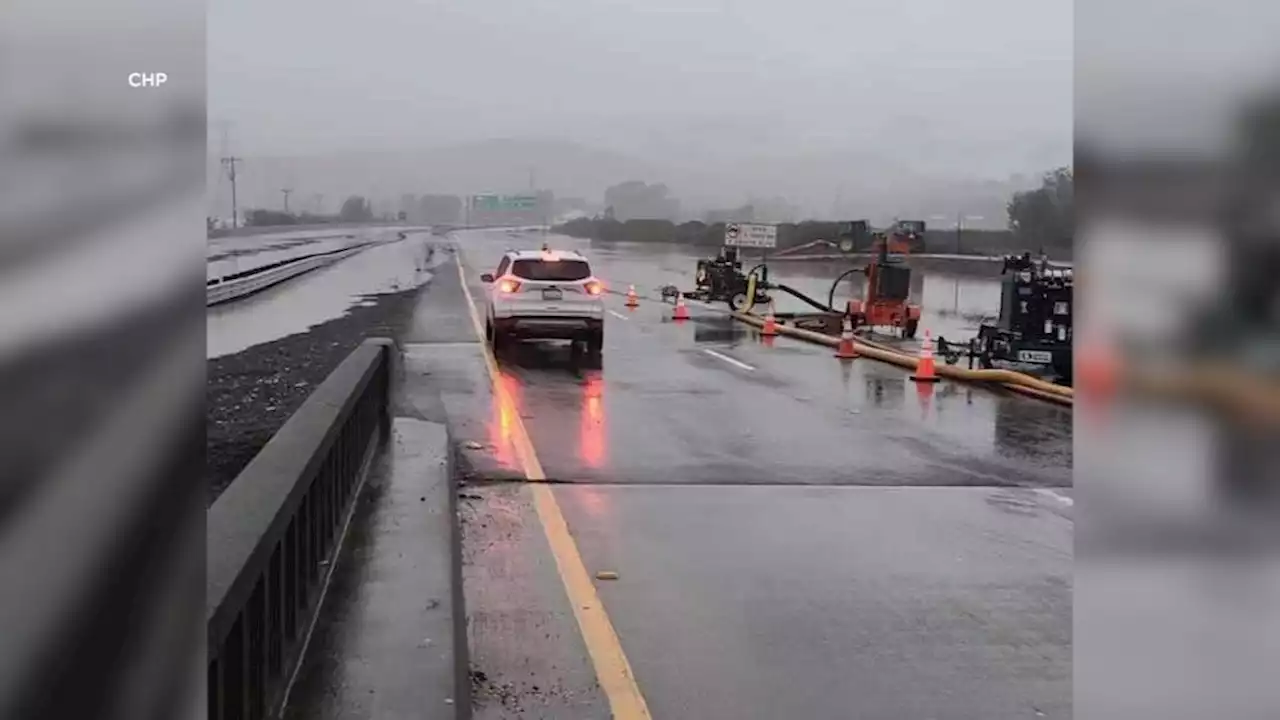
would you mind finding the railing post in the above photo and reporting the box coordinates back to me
[365,338,397,443]
[209,339,393,720]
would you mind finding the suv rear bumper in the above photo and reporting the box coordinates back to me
[493,315,603,340]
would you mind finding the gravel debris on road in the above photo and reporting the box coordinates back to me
[206,287,422,505]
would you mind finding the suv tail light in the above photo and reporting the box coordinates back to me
[498,279,521,294]
[584,280,604,296]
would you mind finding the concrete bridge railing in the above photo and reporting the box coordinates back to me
[206,338,395,720]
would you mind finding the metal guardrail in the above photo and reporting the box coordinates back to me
[206,338,396,720]
[208,222,429,240]
[206,245,366,306]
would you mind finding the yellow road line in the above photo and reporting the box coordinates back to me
[454,255,653,720]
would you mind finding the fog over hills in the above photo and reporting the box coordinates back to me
[207,137,1046,229]
[208,0,1070,229]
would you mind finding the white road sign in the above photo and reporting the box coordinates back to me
[724,222,777,248]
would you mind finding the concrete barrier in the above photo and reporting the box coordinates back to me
[207,339,393,719]
[206,338,468,719]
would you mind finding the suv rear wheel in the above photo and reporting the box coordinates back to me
[586,329,603,356]
[487,319,509,353]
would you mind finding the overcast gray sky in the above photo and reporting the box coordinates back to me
[209,0,1072,178]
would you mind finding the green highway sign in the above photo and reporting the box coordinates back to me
[473,194,538,211]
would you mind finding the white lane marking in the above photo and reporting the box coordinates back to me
[701,348,755,371]
[1038,489,1074,506]
[607,310,630,321]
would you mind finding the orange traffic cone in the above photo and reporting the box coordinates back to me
[673,292,691,321]
[625,285,639,308]
[916,378,935,416]
[1077,327,1120,423]
[835,315,858,359]
[910,330,940,383]
[761,300,779,336]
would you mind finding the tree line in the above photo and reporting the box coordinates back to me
[224,195,384,229]
[555,168,1074,258]
[1007,167,1072,252]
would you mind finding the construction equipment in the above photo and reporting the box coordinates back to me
[663,220,928,338]
[671,245,773,310]
[828,220,925,338]
[935,252,1074,383]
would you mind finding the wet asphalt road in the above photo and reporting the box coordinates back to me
[452,229,1070,490]
[299,228,1073,719]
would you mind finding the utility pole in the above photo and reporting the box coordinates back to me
[221,156,242,229]
[281,188,293,214]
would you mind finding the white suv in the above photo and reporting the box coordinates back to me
[481,246,606,354]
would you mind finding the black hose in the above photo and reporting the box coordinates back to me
[827,267,864,312]
[773,284,837,313]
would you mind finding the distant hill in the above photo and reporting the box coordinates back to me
[207,137,1036,230]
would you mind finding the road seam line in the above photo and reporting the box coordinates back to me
[701,348,755,371]
[455,255,653,720]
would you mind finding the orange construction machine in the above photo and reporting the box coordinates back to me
[839,220,924,338]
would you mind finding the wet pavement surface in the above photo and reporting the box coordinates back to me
[448,230,1071,491]
[284,419,464,720]
[297,228,1074,719]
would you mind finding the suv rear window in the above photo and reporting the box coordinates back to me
[511,259,591,282]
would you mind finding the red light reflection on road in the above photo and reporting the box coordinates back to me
[487,370,525,471]
[579,372,606,468]
[575,484,609,519]
[916,381,934,420]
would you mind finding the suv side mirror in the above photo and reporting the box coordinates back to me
[480,273,494,283]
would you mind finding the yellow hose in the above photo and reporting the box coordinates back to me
[1123,363,1280,425]
[732,310,1074,406]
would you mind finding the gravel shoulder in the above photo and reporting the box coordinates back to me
[206,287,422,505]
